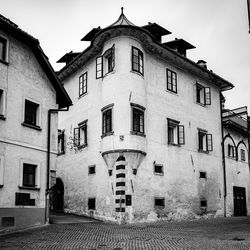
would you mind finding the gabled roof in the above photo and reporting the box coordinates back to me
[0,14,72,108]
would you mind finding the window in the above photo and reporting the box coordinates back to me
[74,120,87,148]
[167,119,185,145]
[154,163,164,175]
[199,171,207,179]
[154,198,165,209]
[0,155,4,187]
[23,163,37,187]
[0,89,6,119]
[132,47,143,75]
[200,200,207,207]
[198,130,213,152]
[131,103,145,135]
[79,72,87,96]
[241,149,246,161]
[167,69,177,93]
[228,144,236,158]
[102,105,113,136]
[0,36,7,62]
[96,45,115,78]
[88,165,96,175]
[196,83,211,105]
[23,99,40,127]
[58,130,65,155]
[88,198,96,210]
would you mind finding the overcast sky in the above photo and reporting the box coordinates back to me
[1,0,250,111]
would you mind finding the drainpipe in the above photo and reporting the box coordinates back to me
[220,93,227,217]
[45,107,69,224]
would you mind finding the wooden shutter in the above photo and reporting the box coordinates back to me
[205,87,211,105]
[206,134,213,151]
[96,56,103,79]
[178,125,185,145]
[111,44,115,70]
[73,127,80,146]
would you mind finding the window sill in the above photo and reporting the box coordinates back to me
[78,92,88,99]
[196,102,208,108]
[154,206,165,210]
[0,114,6,120]
[130,70,144,78]
[154,172,164,176]
[101,131,114,138]
[22,122,42,131]
[78,144,88,149]
[130,131,146,137]
[57,151,65,156]
[168,142,181,147]
[198,149,209,154]
[88,173,96,176]
[18,185,40,190]
[166,89,178,95]
[0,58,9,65]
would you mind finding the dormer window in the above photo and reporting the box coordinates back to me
[96,45,115,79]
[131,47,143,76]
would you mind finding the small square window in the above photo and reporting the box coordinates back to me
[200,200,207,207]
[167,69,177,93]
[23,163,36,187]
[74,120,87,148]
[154,164,164,175]
[132,47,144,75]
[24,99,39,127]
[199,171,207,179]
[155,198,165,209]
[88,198,96,210]
[0,36,7,62]
[79,72,87,97]
[88,165,96,175]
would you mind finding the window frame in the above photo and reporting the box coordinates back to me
[196,82,211,106]
[0,35,8,64]
[58,129,65,155]
[88,165,96,175]
[240,149,246,162]
[166,68,177,93]
[88,198,96,210]
[167,118,185,145]
[0,88,6,120]
[154,197,165,209]
[79,72,87,97]
[154,163,164,175]
[22,98,41,130]
[130,103,145,136]
[199,171,207,179]
[101,104,114,137]
[131,46,144,76]
[228,144,236,159]
[0,155,4,187]
[74,120,88,148]
[19,159,40,190]
[198,129,213,152]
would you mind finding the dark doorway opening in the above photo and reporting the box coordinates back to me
[50,178,64,212]
[233,186,246,216]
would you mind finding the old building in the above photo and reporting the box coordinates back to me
[55,10,248,223]
[222,105,250,217]
[0,15,72,230]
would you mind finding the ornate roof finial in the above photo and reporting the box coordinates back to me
[121,7,124,14]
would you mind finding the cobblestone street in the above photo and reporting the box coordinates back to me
[1,216,250,249]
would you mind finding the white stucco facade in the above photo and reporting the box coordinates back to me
[56,13,245,223]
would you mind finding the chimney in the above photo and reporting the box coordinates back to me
[197,60,207,69]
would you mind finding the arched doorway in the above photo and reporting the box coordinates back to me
[50,178,64,212]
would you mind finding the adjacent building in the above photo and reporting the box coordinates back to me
[56,10,249,223]
[0,14,72,230]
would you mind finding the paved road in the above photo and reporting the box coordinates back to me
[1,216,250,249]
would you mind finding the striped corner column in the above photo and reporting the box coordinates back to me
[115,155,126,213]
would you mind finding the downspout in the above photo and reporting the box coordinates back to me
[220,92,227,217]
[45,107,69,224]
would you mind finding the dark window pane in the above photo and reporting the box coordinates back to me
[0,38,6,61]
[24,100,38,126]
[23,164,36,187]
[88,198,96,210]
[155,198,165,208]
